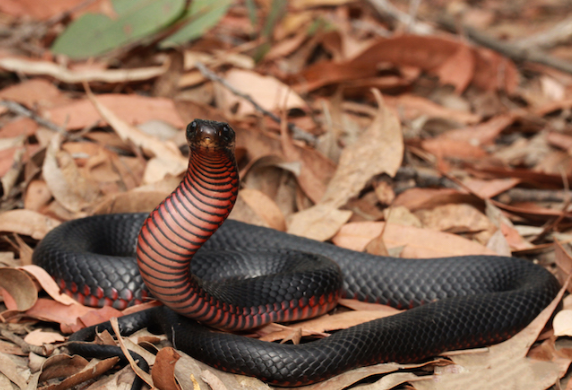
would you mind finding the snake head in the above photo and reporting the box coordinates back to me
[186,119,235,151]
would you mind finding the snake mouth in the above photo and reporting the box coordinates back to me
[186,119,235,151]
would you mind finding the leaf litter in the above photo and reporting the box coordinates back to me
[0,0,572,389]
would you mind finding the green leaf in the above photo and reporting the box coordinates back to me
[51,0,185,59]
[159,0,232,48]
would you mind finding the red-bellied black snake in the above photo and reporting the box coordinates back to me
[33,119,560,387]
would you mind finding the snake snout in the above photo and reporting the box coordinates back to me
[186,119,235,150]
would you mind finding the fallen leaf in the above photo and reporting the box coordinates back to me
[24,329,65,346]
[332,221,496,257]
[219,69,306,116]
[288,90,403,240]
[0,351,29,389]
[42,133,101,213]
[0,57,166,84]
[0,209,60,240]
[152,347,182,390]
[0,267,38,311]
[413,279,569,390]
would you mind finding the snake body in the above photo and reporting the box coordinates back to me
[33,119,560,386]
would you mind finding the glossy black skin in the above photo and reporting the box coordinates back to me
[37,214,559,386]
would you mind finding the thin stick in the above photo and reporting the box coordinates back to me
[194,62,316,144]
[0,100,64,133]
[438,15,572,75]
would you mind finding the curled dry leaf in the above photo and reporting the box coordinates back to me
[152,347,182,390]
[0,209,60,240]
[20,265,77,306]
[0,267,38,311]
[0,57,166,84]
[39,354,119,389]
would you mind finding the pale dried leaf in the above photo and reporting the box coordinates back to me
[287,204,352,241]
[332,221,496,257]
[219,69,305,116]
[0,210,60,240]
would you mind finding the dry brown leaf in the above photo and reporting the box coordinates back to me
[296,361,440,390]
[236,188,287,231]
[0,78,69,109]
[287,204,353,241]
[39,355,120,390]
[553,310,572,337]
[24,298,93,333]
[24,180,52,212]
[554,239,572,286]
[84,88,187,183]
[415,204,494,235]
[321,90,403,205]
[174,353,269,390]
[393,188,474,211]
[421,138,486,159]
[47,93,184,130]
[0,267,37,311]
[0,351,29,389]
[435,44,474,93]
[0,209,60,240]
[413,280,570,390]
[24,329,65,346]
[260,309,400,342]
[441,113,517,146]
[332,221,496,257]
[383,95,481,124]
[43,134,101,213]
[462,178,520,199]
[20,265,78,306]
[0,57,166,84]
[288,90,402,240]
[152,347,182,390]
[296,35,517,92]
[92,191,170,215]
[219,69,305,116]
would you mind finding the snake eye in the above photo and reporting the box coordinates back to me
[186,121,198,138]
[219,124,233,142]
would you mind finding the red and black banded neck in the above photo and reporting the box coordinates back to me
[136,119,338,330]
[136,119,240,324]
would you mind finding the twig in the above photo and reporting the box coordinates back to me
[438,15,572,75]
[0,100,64,133]
[366,0,434,35]
[0,328,46,356]
[512,17,572,50]
[194,62,317,144]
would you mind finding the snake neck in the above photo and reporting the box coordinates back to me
[136,147,239,321]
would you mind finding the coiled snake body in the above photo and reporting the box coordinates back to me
[33,119,560,386]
